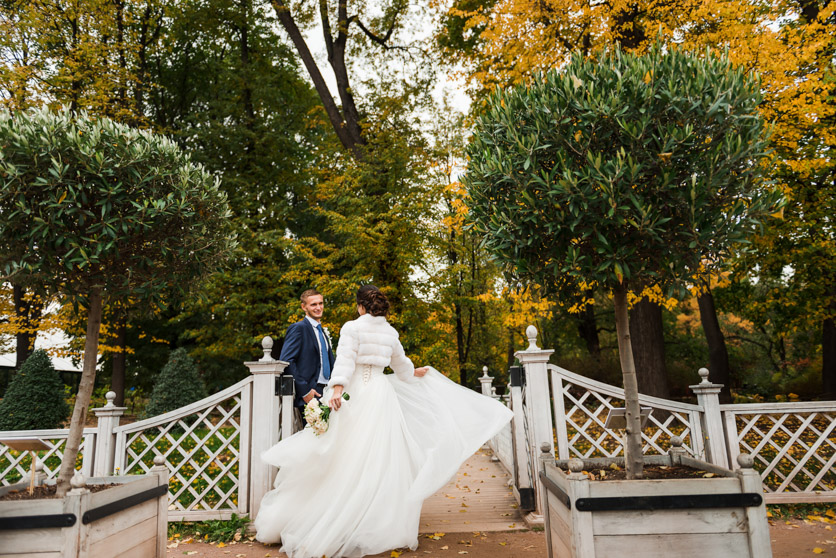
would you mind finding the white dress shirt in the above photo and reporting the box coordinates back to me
[305,315,330,385]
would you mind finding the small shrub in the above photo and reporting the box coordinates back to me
[0,350,69,430]
[144,348,208,418]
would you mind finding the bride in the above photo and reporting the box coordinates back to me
[254,285,513,557]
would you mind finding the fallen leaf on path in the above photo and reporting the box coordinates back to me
[441,545,449,550]
[427,532,446,540]
[390,551,402,557]
[813,548,824,554]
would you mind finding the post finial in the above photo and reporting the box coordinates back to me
[737,453,755,469]
[568,458,585,473]
[260,336,275,362]
[482,366,489,378]
[670,436,683,448]
[525,325,540,350]
[104,391,116,408]
[698,368,711,384]
[153,455,166,467]
[70,470,86,489]
[540,442,551,454]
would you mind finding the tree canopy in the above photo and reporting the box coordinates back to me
[465,44,780,476]
[0,107,235,491]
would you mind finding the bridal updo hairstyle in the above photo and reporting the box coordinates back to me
[357,285,390,317]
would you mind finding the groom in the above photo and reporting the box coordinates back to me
[279,289,335,411]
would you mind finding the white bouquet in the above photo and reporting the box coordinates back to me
[303,393,349,436]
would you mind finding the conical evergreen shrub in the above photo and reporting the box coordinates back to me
[0,350,69,430]
[144,348,208,418]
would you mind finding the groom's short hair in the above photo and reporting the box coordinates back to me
[300,289,321,303]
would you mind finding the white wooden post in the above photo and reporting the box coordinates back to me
[244,336,288,521]
[92,391,126,477]
[736,453,774,558]
[565,458,595,558]
[690,367,730,468]
[516,325,555,518]
[479,366,493,397]
[151,455,170,558]
[63,471,89,557]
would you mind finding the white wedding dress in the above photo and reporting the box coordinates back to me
[254,314,513,557]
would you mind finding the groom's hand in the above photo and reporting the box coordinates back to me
[414,367,429,377]
[303,389,321,403]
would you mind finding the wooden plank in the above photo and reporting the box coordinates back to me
[551,522,574,558]
[592,508,747,535]
[721,401,836,412]
[0,553,61,558]
[115,535,157,558]
[87,475,158,509]
[0,528,64,553]
[89,516,157,558]
[764,491,836,504]
[548,488,572,528]
[87,499,157,544]
[0,499,63,516]
[593,533,750,558]
[168,510,236,522]
[548,501,573,549]
[587,477,742,498]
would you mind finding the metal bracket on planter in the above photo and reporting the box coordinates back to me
[509,365,524,387]
[0,513,76,530]
[539,470,571,509]
[275,374,295,397]
[574,492,763,512]
[82,484,168,524]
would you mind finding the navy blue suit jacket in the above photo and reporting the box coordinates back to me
[279,319,335,409]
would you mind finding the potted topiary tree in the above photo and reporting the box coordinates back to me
[465,44,782,557]
[0,107,234,557]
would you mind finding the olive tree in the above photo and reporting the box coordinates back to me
[0,108,235,493]
[464,45,781,478]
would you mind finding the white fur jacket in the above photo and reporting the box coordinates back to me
[327,314,415,387]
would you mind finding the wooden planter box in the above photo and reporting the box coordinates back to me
[540,449,772,558]
[0,462,168,558]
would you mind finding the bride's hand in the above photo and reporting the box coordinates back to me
[329,385,345,410]
[414,367,429,377]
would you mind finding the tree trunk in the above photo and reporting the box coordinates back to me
[822,298,836,398]
[56,290,103,496]
[111,317,127,407]
[576,301,601,359]
[697,285,733,403]
[613,286,644,479]
[13,284,43,369]
[629,298,670,399]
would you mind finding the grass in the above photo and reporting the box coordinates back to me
[767,502,836,520]
[167,513,251,543]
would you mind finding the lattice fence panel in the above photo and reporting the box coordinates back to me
[558,381,698,460]
[120,394,242,513]
[1,434,89,486]
[731,411,836,494]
